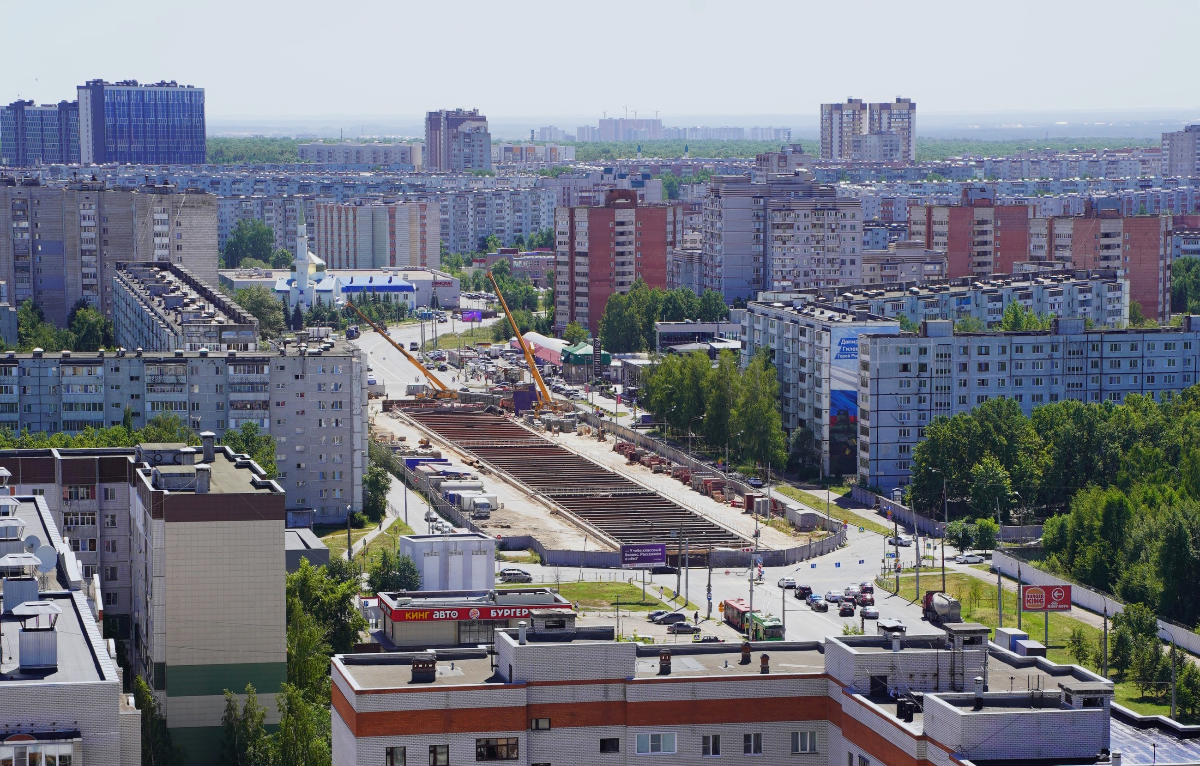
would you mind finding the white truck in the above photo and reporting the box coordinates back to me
[457,491,499,520]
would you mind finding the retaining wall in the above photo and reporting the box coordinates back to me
[852,486,1042,542]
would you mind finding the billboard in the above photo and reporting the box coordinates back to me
[828,327,861,476]
[1021,584,1072,612]
[621,543,667,569]
[385,605,571,622]
[461,310,483,322]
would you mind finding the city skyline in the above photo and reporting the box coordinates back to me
[5,0,1199,125]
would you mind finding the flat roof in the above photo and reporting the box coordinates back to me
[285,528,327,552]
[378,588,571,611]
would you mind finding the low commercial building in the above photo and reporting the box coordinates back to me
[0,490,141,765]
[859,317,1200,492]
[375,588,576,648]
[399,532,496,591]
[332,622,1121,766]
[0,438,286,764]
[113,261,259,351]
[0,341,367,523]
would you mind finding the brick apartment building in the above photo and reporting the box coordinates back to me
[554,190,681,333]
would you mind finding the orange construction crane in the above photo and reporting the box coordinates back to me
[487,271,555,410]
[343,300,456,400]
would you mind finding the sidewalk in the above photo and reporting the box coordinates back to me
[345,476,431,560]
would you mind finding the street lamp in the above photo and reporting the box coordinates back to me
[929,469,948,593]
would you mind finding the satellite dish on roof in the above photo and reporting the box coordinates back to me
[34,544,56,574]
[23,534,41,551]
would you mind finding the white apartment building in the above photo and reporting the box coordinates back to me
[859,316,1200,492]
[0,342,367,523]
[332,623,1121,766]
[741,302,898,477]
[1161,124,1200,177]
[858,242,947,285]
[0,440,287,764]
[298,141,423,169]
[0,492,141,765]
[766,194,862,290]
[314,200,441,270]
[427,188,557,255]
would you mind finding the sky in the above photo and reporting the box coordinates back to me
[5,0,1199,130]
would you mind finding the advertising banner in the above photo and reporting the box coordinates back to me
[828,327,861,475]
[1021,584,1072,612]
[621,543,667,569]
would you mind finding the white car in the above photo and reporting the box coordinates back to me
[777,577,796,589]
[955,554,985,564]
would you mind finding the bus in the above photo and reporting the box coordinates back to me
[723,598,753,631]
[747,612,785,641]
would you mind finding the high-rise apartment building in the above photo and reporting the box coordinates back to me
[0,440,287,764]
[908,191,1031,277]
[554,190,680,333]
[424,108,492,172]
[77,79,206,165]
[0,99,80,166]
[0,343,367,523]
[765,192,863,290]
[0,177,218,325]
[1161,124,1200,177]
[313,200,441,269]
[820,97,916,162]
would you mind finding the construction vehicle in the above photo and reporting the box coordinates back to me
[343,301,456,401]
[486,271,562,412]
[922,590,962,625]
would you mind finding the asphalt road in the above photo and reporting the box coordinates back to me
[352,316,503,394]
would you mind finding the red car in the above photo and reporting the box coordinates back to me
[857,593,875,607]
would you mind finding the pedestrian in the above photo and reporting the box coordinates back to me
[693,611,699,625]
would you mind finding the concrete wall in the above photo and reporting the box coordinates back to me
[853,486,1043,543]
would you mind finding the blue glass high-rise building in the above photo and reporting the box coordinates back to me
[0,99,80,166]
[78,79,205,164]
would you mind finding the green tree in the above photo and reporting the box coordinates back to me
[483,234,503,253]
[562,321,589,345]
[1131,641,1163,697]
[969,454,1012,521]
[271,247,294,269]
[701,350,739,452]
[998,301,1052,331]
[366,549,421,593]
[1171,257,1200,314]
[898,315,919,333]
[1109,626,1134,678]
[363,463,391,522]
[223,219,277,268]
[286,559,367,654]
[787,426,820,477]
[234,285,286,338]
[286,598,332,700]
[944,519,974,553]
[973,517,999,551]
[220,684,269,766]
[275,683,332,766]
[1129,300,1154,328]
[67,300,114,351]
[134,675,181,766]
[1067,627,1091,668]
[139,414,200,445]
[954,315,987,332]
[291,304,304,332]
[732,351,787,470]
[697,289,729,322]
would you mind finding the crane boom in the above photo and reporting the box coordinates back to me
[487,272,554,408]
[343,301,455,398]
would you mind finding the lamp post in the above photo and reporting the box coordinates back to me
[930,469,948,593]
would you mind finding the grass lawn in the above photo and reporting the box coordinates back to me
[435,324,498,350]
[774,485,893,537]
[314,524,372,559]
[355,520,417,561]
[879,571,1192,722]
[497,549,541,564]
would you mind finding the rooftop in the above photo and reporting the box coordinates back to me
[114,261,258,340]
[377,587,572,612]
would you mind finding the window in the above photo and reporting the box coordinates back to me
[743,733,762,755]
[64,485,95,501]
[791,731,818,753]
[104,566,118,581]
[600,738,620,753]
[859,756,871,766]
[636,733,676,755]
[386,747,406,766]
[702,734,721,756]
[103,487,117,501]
[531,718,550,730]
[104,513,117,528]
[429,745,448,766]
[475,737,518,761]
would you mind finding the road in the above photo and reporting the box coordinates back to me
[352,315,503,395]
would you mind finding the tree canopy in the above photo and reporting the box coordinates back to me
[233,286,286,338]
[598,281,729,353]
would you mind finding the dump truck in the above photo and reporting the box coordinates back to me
[922,590,962,625]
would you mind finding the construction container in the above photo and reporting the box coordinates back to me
[438,480,485,493]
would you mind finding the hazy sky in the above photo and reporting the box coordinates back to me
[5,0,1199,122]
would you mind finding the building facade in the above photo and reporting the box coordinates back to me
[314,200,441,270]
[332,624,1118,766]
[554,190,680,333]
[0,178,219,325]
[0,99,80,166]
[868,97,917,162]
[908,192,1031,278]
[0,441,286,764]
[859,317,1200,491]
[425,109,492,172]
[765,192,863,290]
[820,98,916,162]
[0,344,366,522]
[77,79,206,165]
[297,141,423,169]
[112,261,259,352]
[858,242,947,285]
[1161,124,1200,177]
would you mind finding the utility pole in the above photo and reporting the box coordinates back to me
[1102,605,1109,677]
[997,564,1003,627]
[345,504,352,560]
[893,511,900,594]
[941,474,948,593]
[1171,637,1177,720]
[706,558,713,620]
[781,584,786,635]
[684,536,690,612]
[675,524,683,599]
[1017,564,1023,630]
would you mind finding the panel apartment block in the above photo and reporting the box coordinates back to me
[554,190,679,333]
[0,343,366,522]
[314,200,441,270]
[424,109,492,172]
[859,317,1200,492]
[0,178,219,325]
[113,261,259,351]
[298,141,423,169]
[0,442,287,765]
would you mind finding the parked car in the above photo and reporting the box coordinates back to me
[856,593,875,607]
[694,635,724,643]
[647,610,669,622]
[887,535,914,547]
[777,577,797,589]
[861,605,880,619]
[839,601,856,617]
[667,622,700,634]
[808,594,828,611]
[748,477,765,488]
[653,612,687,625]
[824,591,842,604]
[409,342,420,351]
[955,553,985,564]
[499,569,533,583]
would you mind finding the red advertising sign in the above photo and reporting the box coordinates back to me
[383,604,570,622]
[1021,584,1072,612]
